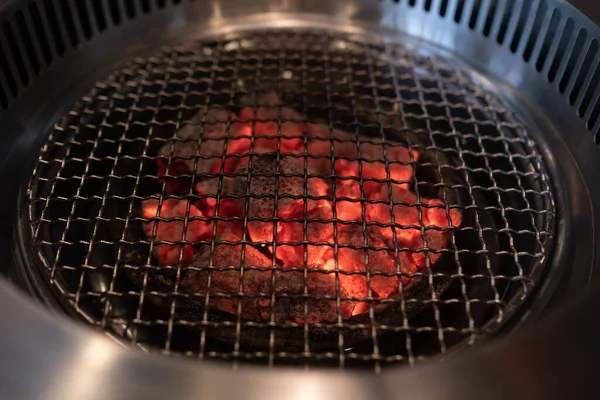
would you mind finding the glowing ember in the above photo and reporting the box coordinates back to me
[141,198,213,267]
[144,95,462,323]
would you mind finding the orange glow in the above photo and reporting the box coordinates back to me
[148,106,462,322]
[141,198,212,267]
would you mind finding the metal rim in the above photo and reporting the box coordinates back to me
[19,26,565,369]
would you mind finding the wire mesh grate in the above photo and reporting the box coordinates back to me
[27,30,555,370]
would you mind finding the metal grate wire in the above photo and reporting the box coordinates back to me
[27,30,555,370]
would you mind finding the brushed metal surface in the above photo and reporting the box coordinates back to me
[0,270,599,400]
[0,0,598,398]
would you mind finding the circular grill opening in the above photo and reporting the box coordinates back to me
[26,30,555,369]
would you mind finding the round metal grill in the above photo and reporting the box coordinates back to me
[26,29,555,370]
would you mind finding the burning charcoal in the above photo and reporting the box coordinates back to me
[222,133,252,174]
[239,91,306,121]
[278,155,307,217]
[337,225,404,304]
[366,184,462,268]
[274,221,304,268]
[306,125,358,176]
[334,175,375,223]
[158,108,231,179]
[156,158,194,195]
[147,99,460,324]
[235,155,308,243]
[334,157,412,195]
[333,158,418,224]
[271,214,371,320]
[239,154,279,243]
[237,106,304,154]
[257,269,355,323]
[182,226,274,321]
[274,203,334,268]
[235,92,307,155]
[194,176,244,218]
[383,145,419,185]
[140,198,213,266]
[334,227,371,316]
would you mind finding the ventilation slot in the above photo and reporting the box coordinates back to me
[510,0,534,53]
[439,0,449,17]
[0,43,18,97]
[559,29,587,94]
[0,83,7,108]
[482,0,499,37]
[90,0,107,32]
[141,0,152,14]
[124,0,136,19]
[27,1,53,65]
[108,0,122,26]
[424,0,433,12]
[496,0,516,44]
[454,0,466,23]
[589,98,600,130]
[3,22,29,86]
[523,1,548,62]
[578,62,600,117]
[57,0,79,47]
[469,0,483,30]
[547,18,574,82]
[44,1,66,56]
[535,9,561,72]
[570,39,598,106]
[157,0,167,9]
[74,0,93,39]
[15,11,40,75]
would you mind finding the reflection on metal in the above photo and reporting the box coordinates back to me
[0,275,600,399]
[0,0,596,397]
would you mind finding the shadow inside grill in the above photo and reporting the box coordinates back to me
[27,31,554,368]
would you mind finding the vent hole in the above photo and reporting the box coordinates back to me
[570,39,598,105]
[141,0,151,14]
[58,0,79,46]
[560,29,587,94]
[548,18,574,82]
[15,11,40,74]
[0,43,18,96]
[510,0,534,53]
[28,1,52,64]
[108,0,122,25]
[424,0,433,11]
[483,0,499,37]
[44,0,66,56]
[91,0,107,31]
[535,8,561,72]
[0,82,7,108]
[469,0,483,30]
[496,0,515,44]
[454,0,465,23]
[74,0,93,39]
[124,0,136,19]
[157,0,167,9]
[439,0,449,17]
[594,127,600,145]
[579,62,600,117]
[523,1,548,62]
[588,99,600,130]
[3,22,29,85]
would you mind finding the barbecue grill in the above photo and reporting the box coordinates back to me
[0,0,599,397]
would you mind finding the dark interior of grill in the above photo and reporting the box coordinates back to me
[24,30,555,369]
